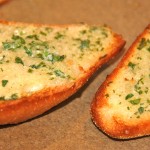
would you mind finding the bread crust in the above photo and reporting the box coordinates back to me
[0,20,125,124]
[91,25,150,139]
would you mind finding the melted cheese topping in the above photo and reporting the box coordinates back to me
[0,24,113,100]
[105,33,150,120]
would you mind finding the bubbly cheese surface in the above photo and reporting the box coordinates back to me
[104,33,150,120]
[0,24,113,100]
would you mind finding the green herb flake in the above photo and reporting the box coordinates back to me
[128,62,136,70]
[80,30,87,34]
[127,106,130,110]
[80,40,90,50]
[147,47,150,52]
[30,62,46,69]
[54,70,66,78]
[40,31,47,36]
[137,38,147,50]
[45,27,53,33]
[137,57,142,60]
[2,80,8,87]
[24,46,32,56]
[36,53,44,59]
[2,42,12,50]
[26,34,39,40]
[125,93,134,100]
[12,35,25,44]
[15,57,24,65]
[55,32,64,39]
[138,107,144,114]
[129,99,141,105]
[11,93,18,100]
[47,53,66,63]
[0,96,5,100]
[145,87,149,94]
[28,68,33,73]
[134,78,144,95]
[147,99,150,104]
[89,26,98,32]
[29,41,49,50]
[3,35,25,51]
[101,30,108,37]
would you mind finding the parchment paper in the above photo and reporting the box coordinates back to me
[0,0,150,149]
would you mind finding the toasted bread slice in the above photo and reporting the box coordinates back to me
[0,20,125,124]
[91,25,150,139]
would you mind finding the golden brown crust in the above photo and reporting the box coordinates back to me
[0,20,125,124]
[91,24,150,139]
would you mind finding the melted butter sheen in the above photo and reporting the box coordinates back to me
[0,24,112,100]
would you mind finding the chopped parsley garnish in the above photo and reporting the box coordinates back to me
[147,47,150,52]
[54,70,70,78]
[45,27,53,33]
[137,38,147,50]
[2,33,51,63]
[125,93,134,100]
[47,53,65,63]
[129,98,141,105]
[2,80,8,87]
[138,107,144,114]
[40,31,47,36]
[80,39,90,50]
[137,38,150,52]
[0,96,5,100]
[80,30,87,34]
[28,68,33,73]
[12,35,25,43]
[137,56,142,60]
[101,30,108,37]
[128,62,136,70]
[127,106,130,110]
[134,78,144,95]
[24,46,32,56]
[147,99,150,104]
[89,26,98,32]
[11,93,18,100]
[29,41,49,50]
[55,32,64,39]
[30,62,46,69]
[54,70,66,78]
[145,87,149,94]
[15,57,24,65]
[2,35,25,50]
[26,34,39,40]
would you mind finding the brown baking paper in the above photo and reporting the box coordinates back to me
[0,0,150,149]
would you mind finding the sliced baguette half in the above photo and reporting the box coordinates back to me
[91,25,150,139]
[0,20,125,124]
